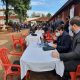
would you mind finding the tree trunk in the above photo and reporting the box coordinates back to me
[5,0,9,25]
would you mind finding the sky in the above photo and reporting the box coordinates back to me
[0,0,68,16]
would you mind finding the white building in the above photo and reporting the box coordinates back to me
[0,9,19,27]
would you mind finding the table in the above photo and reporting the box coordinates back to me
[20,43,64,79]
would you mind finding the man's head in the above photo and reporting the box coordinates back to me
[70,16,80,33]
[43,27,48,33]
[55,24,65,37]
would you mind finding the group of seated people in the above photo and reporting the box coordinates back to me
[25,16,80,80]
[52,16,80,80]
[42,25,72,53]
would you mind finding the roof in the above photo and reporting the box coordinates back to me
[0,16,18,20]
[49,0,80,22]
[26,17,39,22]
[0,9,14,11]
[30,17,50,22]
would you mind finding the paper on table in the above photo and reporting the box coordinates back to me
[48,42,53,47]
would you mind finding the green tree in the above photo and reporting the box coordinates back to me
[13,0,31,22]
[46,13,52,17]
[1,0,31,23]
[1,0,9,25]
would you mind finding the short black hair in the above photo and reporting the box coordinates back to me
[43,27,48,32]
[30,28,36,34]
[70,16,80,26]
[56,24,65,31]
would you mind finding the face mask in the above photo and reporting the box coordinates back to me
[55,32,60,37]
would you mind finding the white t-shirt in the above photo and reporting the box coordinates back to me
[25,34,41,46]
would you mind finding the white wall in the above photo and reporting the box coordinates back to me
[69,5,74,37]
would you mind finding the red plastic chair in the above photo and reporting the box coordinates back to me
[2,47,22,57]
[0,48,30,80]
[11,35,25,51]
[70,65,80,80]
[0,48,20,80]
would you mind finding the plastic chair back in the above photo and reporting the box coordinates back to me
[0,48,10,70]
[76,65,80,76]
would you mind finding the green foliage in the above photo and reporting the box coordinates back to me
[1,0,31,23]
[12,0,31,22]
[46,13,52,17]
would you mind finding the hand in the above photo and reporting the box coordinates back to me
[52,51,60,59]
[53,44,57,48]
[52,35,57,41]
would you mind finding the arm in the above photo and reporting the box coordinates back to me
[57,36,71,53]
[60,38,80,61]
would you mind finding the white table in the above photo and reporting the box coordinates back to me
[20,43,64,79]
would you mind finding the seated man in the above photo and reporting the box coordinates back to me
[52,16,80,79]
[51,25,72,53]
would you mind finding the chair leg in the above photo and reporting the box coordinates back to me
[13,44,16,50]
[18,76,20,80]
[70,72,76,80]
[26,70,30,80]
[4,74,6,80]
[10,75,13,80]
[21,44,24,51]
[21,46,23,51]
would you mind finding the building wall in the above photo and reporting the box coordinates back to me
[62,8,70,22]
[0,19,5,25]
[0,10,5,26]
[0,9,19,26]
[0,10,5,16]
[74,3,80,16]
[50,2,80,22]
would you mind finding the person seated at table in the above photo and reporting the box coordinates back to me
[35,27,44,36]
[30,28,37,36]
[51,25,72,53]
[43,27,53,43]
[25,28,40,46]
[52,16,80,80]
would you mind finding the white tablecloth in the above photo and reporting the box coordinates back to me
[20,43,64,79]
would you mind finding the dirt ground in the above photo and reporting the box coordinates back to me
[0,29,63,80]
[0,29,29,80]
